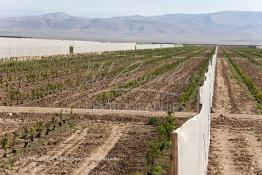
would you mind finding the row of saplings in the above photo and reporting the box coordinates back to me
[0,112,76,158]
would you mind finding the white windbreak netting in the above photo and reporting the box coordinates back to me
[0,38,176,59]
[0,38,70,58]
[136,44,174,50]
[73,41,137,53]
[174,47,217,175]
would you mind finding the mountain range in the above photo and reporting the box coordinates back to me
[0,11,262,44]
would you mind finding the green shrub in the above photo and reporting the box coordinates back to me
[148,164,163,175]
[148,117,159,125]
[223,49,262,103]
[1,135,9,158]
[178,48,215,106]
[146,113,176,174]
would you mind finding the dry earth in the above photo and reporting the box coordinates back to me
[209,48,262,175]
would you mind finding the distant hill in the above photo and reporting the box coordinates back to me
[0,11,262,44]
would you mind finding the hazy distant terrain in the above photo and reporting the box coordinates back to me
[0,11,262,44]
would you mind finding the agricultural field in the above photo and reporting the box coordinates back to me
[0,111,191,175]
[208,47,262,175]
[0,46,214,112]
[0,46,214,174]
[1,45,260,175]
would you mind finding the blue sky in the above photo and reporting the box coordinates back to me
[1,0,262,18]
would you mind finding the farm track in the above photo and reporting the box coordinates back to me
[213,57,237,113]
[0,105,198,119]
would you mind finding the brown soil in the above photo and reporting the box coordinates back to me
[209,47,262,175]
[0,112,191,175]
[101,49,213,112]
[103,56,206,111]
[213,52,258,114]
[213,57,234,114]
[208,115,262,175]
[225,48,262,89]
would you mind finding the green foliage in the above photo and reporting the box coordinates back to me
[95,91,118,105]
[8,90,23,101]
[21,127,30,148]
[146,113,176,174]
[146,140,162,166]
[148,164,163,175]
[1,135,9,157]
[231,49,262,67]
[1,46,203,106]
[157,115,176,141]
[148,117,159,126]
[36,122,44,138]
[223,49,262,103]
[256,103,262,110]
[95,48,205,106]
[31,82,64,100]
[68,120,76,128]
[67,110,76,128]
[178,48,215,106]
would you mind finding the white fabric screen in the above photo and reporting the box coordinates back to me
[0,38,176,59]
[174,47,217,175]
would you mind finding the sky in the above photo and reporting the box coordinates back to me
[1,0,262,18]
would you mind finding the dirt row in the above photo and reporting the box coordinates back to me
[213,50,258,115]
[226,48,262,90]
[103,56,206,112]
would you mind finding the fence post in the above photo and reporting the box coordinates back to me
[171,132,178,175]
[69,46,74,56]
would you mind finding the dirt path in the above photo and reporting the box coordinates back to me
[213,57,234,114]
[0,106,198,119]
[73,125,123,175]
[208,128,236,174]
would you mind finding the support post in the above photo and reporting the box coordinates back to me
[171,132,178,175]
